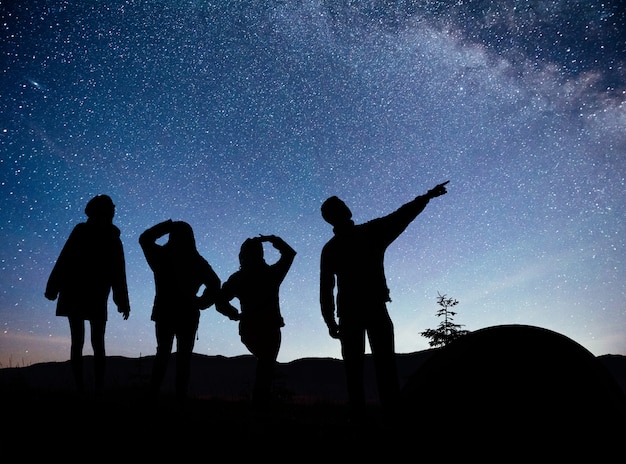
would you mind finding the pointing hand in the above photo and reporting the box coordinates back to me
[427,180,449,199]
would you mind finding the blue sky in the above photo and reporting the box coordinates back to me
[1,0,625,367]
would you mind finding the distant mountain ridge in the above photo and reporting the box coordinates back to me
[0,350,436,401]
[1,350,625,401]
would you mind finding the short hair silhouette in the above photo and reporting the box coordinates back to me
[84,194,115,220]
[321,196,352,226]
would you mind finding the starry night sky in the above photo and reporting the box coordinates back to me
[2,0,625,367]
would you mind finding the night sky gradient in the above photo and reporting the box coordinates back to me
[1,0,625,367]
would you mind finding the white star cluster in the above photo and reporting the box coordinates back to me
[1,0,625,367]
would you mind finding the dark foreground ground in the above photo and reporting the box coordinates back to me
[5,385,626,462]
[4,325,626,460]
[4,372,626,462]
[5,387,406,460]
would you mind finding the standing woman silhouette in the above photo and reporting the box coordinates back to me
[140,219,237,401]
[217,234,296,408]
[45,194,131,393]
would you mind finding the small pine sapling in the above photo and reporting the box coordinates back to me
[420,292,470,348]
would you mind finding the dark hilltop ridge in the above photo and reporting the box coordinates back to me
[2,325,626,460]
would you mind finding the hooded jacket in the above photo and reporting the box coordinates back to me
[46,220,130,321]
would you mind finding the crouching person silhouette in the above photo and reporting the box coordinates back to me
[139,219,237,401]
[320,181,449,420]
[45,194,131,393]
[216,235,296,409]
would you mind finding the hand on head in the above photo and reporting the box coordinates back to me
[257,234,278,244]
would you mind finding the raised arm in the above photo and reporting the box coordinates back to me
[138,219,173,266]
[139,219,173,248]
[260,234,296,277]
[370,180,450,246]
[426,180,449,199]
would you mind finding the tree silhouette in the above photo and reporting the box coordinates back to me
[420,292,470,348]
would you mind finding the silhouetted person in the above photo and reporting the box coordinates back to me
[320,181,449,419]
[217,235,296,408]
[45,194,131,393]
[139,219,236,401]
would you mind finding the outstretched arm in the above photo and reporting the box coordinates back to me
[425,180,449,199]
[406,180,449,212]
[370,180,450,246]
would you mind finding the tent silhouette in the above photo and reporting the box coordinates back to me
[396,324,626,458]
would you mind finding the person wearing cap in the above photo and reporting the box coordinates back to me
[319,181,449,419]
[45,194,131,393]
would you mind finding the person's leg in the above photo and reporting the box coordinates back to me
[68,317,86,393]
[367,308,400,410]
[340,323,367,419]
[90,319,107,392]
[150,322,175,395]
[174,315,199,401]
[242,327,281,407]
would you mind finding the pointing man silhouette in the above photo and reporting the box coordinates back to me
[320,181,449,419]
